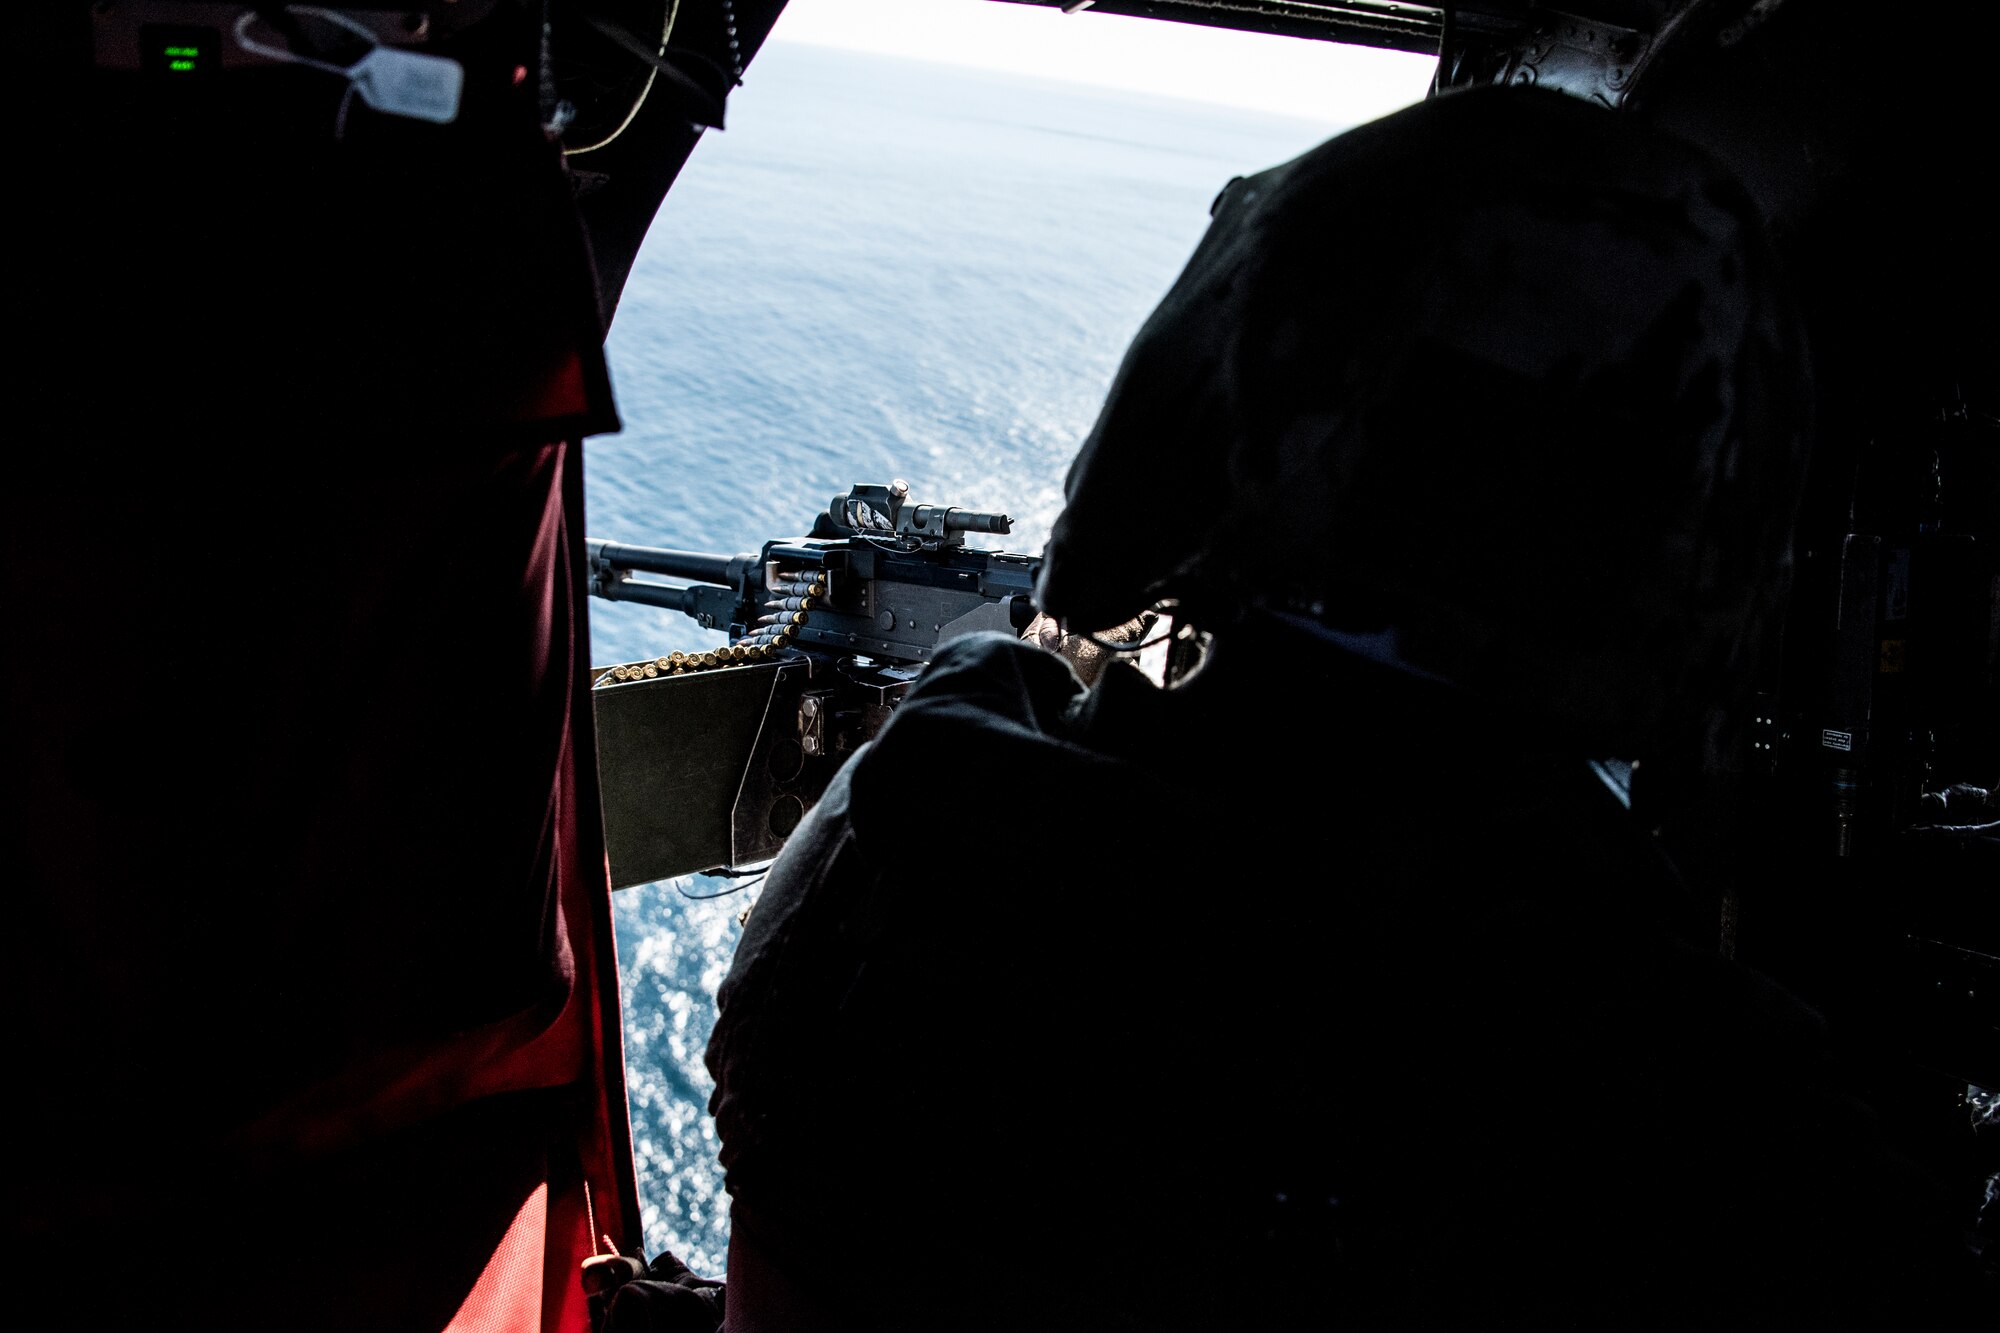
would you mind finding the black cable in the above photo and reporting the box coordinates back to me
[1075,607,1172,655]
[1080,625,1175,654]
[678,880,757,899]
[677,863,772,898]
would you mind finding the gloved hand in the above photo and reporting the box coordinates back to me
[600,1249,726,1333]
[1021,610,1157,686]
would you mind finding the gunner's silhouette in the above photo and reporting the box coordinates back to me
[612,81,1991,1332]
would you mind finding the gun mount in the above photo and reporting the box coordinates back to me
[586,480,1040,887]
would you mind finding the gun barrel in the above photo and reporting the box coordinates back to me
[587,540,757,587]
[594,579,702,615]
[918,506,1011,536]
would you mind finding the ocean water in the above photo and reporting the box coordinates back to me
[586,39,1405,1274]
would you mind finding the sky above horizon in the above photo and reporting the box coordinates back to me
[764,0,1439,126]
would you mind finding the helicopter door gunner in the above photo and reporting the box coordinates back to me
[613,82,1993,1331]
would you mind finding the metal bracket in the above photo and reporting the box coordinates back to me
[1495,10,1652,109]
[798,689,834,757]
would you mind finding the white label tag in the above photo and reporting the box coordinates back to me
[1821,728,1854,752]
[349,48,462,124]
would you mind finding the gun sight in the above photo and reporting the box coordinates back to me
[824,480,1010,545]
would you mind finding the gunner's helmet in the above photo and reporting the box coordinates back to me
[1034,83,1811,776]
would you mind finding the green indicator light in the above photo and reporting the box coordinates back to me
[142,23,218,77]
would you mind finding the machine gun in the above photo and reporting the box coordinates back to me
[586,480,1040,887]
